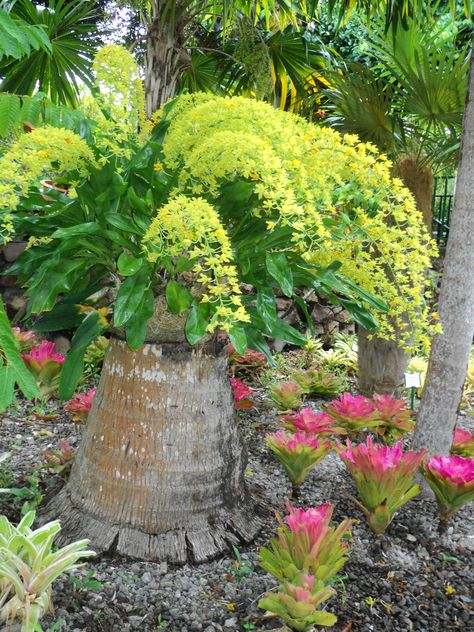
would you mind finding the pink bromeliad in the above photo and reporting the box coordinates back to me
[337,435,426,534]
[451,427,474,458]
[421,455,474,523]
[21,341,64,398]
[281,407,344,436]
[230,378,254,410]
[266,431,332,495]
[64,388,96,422]
[324,393,378,434]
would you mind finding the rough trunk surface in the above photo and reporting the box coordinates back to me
[394,156,434,231]
[357,327,409,397]
[144,21,182,117]
[43,338,261,563]
[413,48,474,454]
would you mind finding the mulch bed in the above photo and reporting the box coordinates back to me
[0,392,473,632]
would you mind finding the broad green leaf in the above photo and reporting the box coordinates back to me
[0,365,15,410]
[256,286,277,324]
[125,289,154,349]
[0,297,39,403]
[114,267,149,327]
[59,312,105,400]
[228,326,247,354]
[117,252,143,277]
[127,186,148,213]
[266,252,293,297]
[185,301,210,345]
[165,280,192,315]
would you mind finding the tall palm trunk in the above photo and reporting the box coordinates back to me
[144,20,182,116]
[394,155,434,232]
[44,337,260,563]
[413,48,474,454]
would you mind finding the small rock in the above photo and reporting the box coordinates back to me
[141,571,153,584]
[406,534,417,543]
[224,618,237,628]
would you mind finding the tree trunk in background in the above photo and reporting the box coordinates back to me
[43,338,260,563]
[413,48,474,454]
[394,155,434,232]
[357,327,409,397]
[144,19,182,116]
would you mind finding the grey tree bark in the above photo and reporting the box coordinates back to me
[43,337,260,563]
[357,327,409,397]
[413,46,474,454]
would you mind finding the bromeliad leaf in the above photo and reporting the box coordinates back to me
[125,288,155,349]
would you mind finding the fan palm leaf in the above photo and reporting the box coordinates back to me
[0,0,104,107]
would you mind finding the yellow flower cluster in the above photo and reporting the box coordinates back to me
[160,94,437,348]
[91,45,148,158]
[0,126,95,243]
[142,195,250,332]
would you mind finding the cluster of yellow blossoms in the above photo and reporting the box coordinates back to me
[0,126,95,243]
[91,45,148,158]
[142,195,249,332]
[158,94,438,349]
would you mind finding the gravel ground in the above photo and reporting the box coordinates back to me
[0,392,473,632]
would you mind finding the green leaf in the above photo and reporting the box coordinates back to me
[165,280,192,315]
[0,297,39,403]
[114,267,149,327]
[0,365,15,410]
[127,186,148,213]
[33,302,83,332]
[125,289,154,349]
[117,252,143,277]
[59,312,105,400]
[256,286,277,324]
[185,301,210,345]
[266,252,293,297]
[175,256,195,273]
[228,326,247,354]
[104,212,143,236]
[264,317,307,346]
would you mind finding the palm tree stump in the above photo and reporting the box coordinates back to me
[43,337,261,563]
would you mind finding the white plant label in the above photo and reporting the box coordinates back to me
[404,372,422,388]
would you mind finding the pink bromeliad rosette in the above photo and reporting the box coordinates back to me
[259,503,354,630]
[281,407,345,437]
[21,341,64,398]
[64,388,96,422]
[450,428,474,458]
[324,393,379,435]
[266,431,332,497]
[337,435,426,534]
[229,378,254,410]
[421,455,474,523]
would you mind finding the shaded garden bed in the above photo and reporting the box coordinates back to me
[0,394,473,632]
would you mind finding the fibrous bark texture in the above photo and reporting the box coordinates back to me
[413,48,474,454]
[394,155,434,231]
[43,338,261,563]
[357,327,409,397]
[144,20,181,117]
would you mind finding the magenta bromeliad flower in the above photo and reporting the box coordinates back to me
[12,326,38,353]
[22,341,65,368]
[324,393,379,434]
[337,435,426,534]
[451,428,474,458]
[259,501,354,586]
[21,341,65,398]
[230,378,254,410]
[281,408,345,437]
[421,455,474,522]
[266,431,332,494]
[372,393,414,442]
[64,388,96,422]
